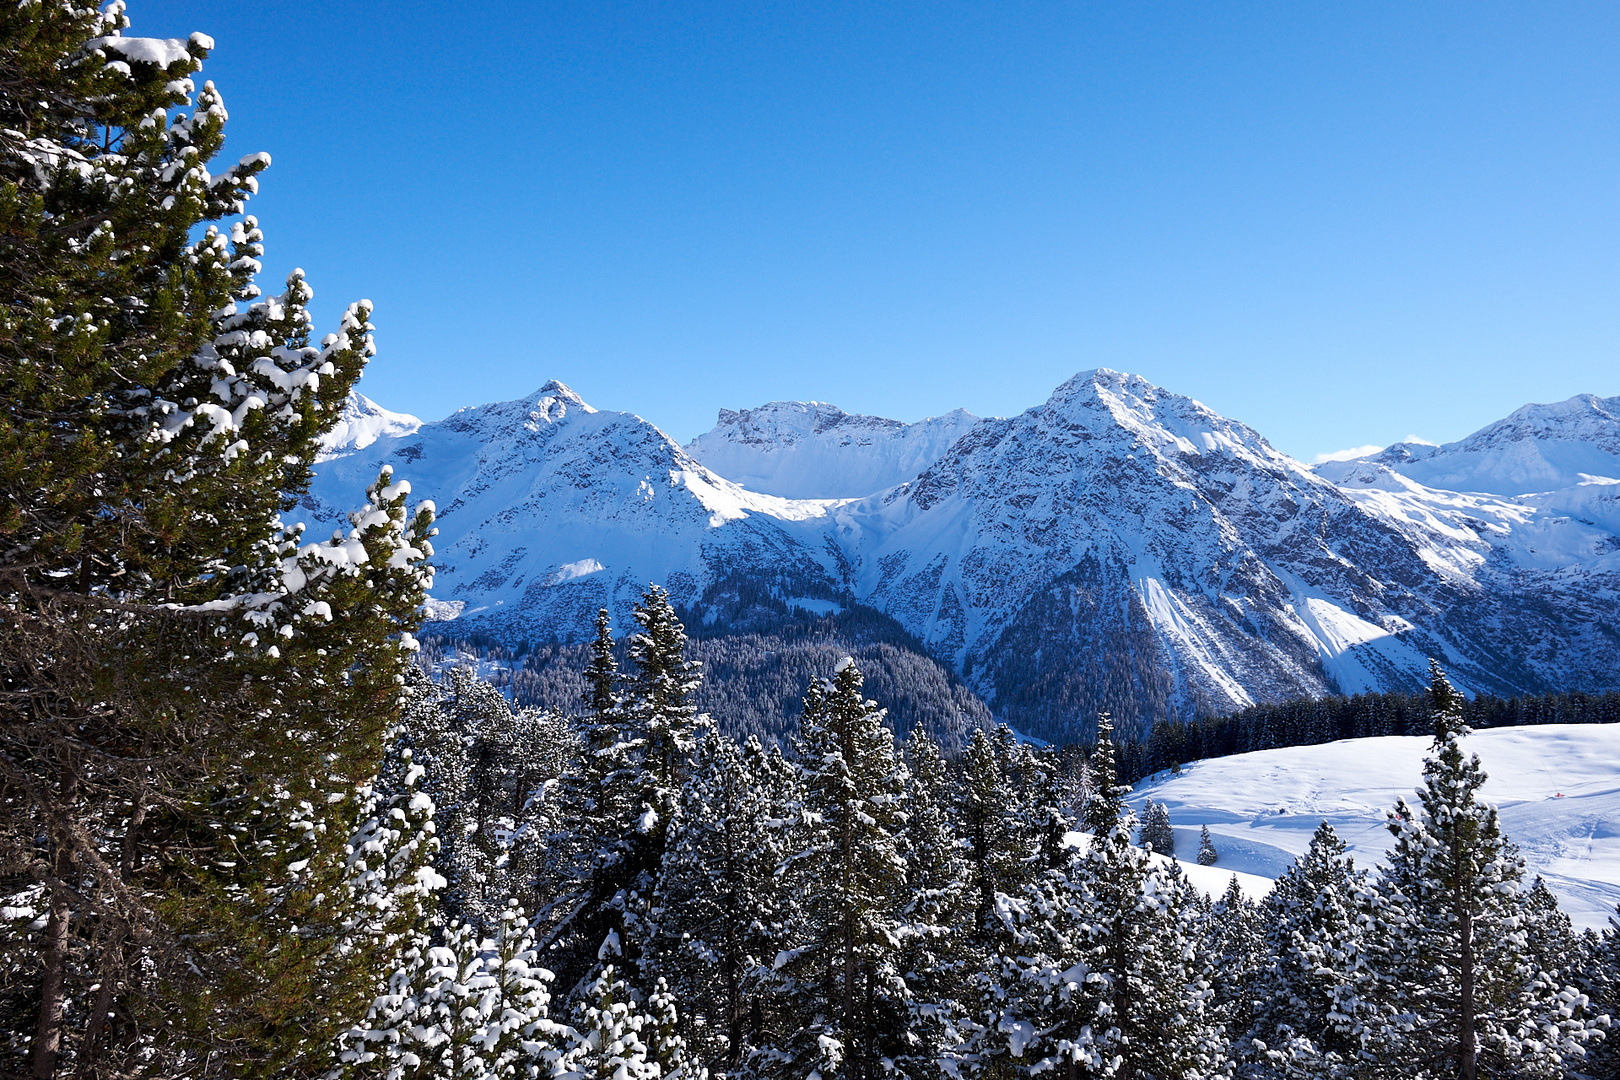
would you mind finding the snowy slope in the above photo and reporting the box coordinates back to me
[1130,724,1620,929]
[304,382,844,641]
[1365,393,1620,496]
[686,401,982,499]
[822,370,1613,738]
[318,391,421,460]
[308,373,1620,740]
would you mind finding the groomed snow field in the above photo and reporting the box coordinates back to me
[1129,723,1620,929]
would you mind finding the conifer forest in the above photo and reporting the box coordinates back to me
[3,6,1620,1080]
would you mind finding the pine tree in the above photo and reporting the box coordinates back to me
[1574,908,1620,1079]
[1364,661,1600,1078]
[1205,874,1261,1059]
[762,658,911,1080]
[0,6,434,1073]
[1140,799,1175,857]
[1244,821,1370,1078]
[896,729,973,1080]
[559,965,659,1080]
[1197,825,1219,867]
[1083,713,1131,838]
[653,730,795,1068]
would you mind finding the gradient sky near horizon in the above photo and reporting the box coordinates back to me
[136,1,1619,462]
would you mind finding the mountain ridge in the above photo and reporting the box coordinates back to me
[307,370,1620,741]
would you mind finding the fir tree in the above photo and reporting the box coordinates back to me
[763,658,911,1080]
[896,729,973,1079]
[1140,799,1175,857]
[1082,713,1131,838]
[1197,825,1219,867]
[1245,821,1370,1078]
[1364,661,1599,1079]
[654,730,796,1068]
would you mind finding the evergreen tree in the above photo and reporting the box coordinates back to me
[1574,909,1620,1079]
[1083,713,1131,838]
[0,6,434,1073]
[762,658,911,1080]
[1245,822,1370,1078]
[654,730,795,1068]
[896,730,973,1079]
[1205,875,1261,1061]
[1197,826,1219,867]
[1364,661,1599,1078]
[1140,799,1175,857]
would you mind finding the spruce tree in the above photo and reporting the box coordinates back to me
[1197,825,1218,867]
[0,5,434,1075]
[1245,821,1370,1078]
[1140,799,1175,857]
[896,730,972,1079]
[1364,661,1599,1078]
[654,730,795,1068]
[763,658,911,1080]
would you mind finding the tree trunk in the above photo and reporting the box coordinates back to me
[1458,879,1477,1080]
[32,764,78,1080]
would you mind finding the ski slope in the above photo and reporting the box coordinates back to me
[1130,724,1620,929]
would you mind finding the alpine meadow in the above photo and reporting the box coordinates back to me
[5,6,1620,1080]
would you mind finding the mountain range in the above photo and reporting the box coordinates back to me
[305,373,1620,742]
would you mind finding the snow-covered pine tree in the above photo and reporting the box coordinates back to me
[546,586,705,1013]
[994,779,1224,1080]
[1521,876,1577,985]
[1364,661,1600,1079]
[1083,713,1130,838]
[1244,821,1370,1078]
[896,729,973,1079]
[398,905,561,1080]
[558,965,659,1080]
[617,585,708,988]
[653,730,796,1068]
[1140,799,1175,856]
[0,6,434,1073]
[761,658,911,1080]
[1198,825,1219,867]
[1574,909,1620,1078]
[1205,874,1261,1058]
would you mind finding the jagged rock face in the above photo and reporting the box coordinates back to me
[305,382,844,643]
[308,372,1620,743]
[686,400,981,499]
[831,370,1481,736]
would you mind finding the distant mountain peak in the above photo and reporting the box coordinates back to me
[1347,390,1620,495]
[318,391,422,460]
[687,399,982,500]
[533,380,595,413]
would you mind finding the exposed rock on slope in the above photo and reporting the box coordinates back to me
[309,372,1620,742]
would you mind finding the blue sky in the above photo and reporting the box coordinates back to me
[138,2,1619,461]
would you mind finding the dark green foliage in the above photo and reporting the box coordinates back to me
[0,4,434,1076]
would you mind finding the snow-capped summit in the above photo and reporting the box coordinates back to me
[318,391,421,460]
[307,371,1620,742]
[1357,392,1620,496]
[686,399,982,499]
[306,381,840,643]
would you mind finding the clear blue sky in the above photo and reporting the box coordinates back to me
[137,1,1619,461]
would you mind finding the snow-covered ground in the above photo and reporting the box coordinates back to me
[1130,724,1620,929]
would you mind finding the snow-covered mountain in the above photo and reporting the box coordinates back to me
[308,371,1620,741]
[685,400,982,499]
[318,391,422,460]
[1362,392,1620,496]
[305,381,844,642]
